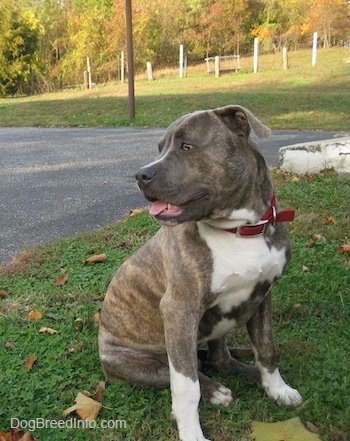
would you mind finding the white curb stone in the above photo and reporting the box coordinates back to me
[279,137,350,174]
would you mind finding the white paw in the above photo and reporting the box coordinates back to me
[270,384,303,406]
[210,385,233,407]
[260,367,302,406]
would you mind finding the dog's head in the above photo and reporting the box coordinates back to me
[136,105,273,226]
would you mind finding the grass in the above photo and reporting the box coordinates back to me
[0,47,349,130]
[0,171,349,441]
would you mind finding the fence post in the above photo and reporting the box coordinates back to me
[86,57,92,89]
[253,38,259,73]
[146,62,153,80]
[83,71,89,89]
[214,56,220,78]
[312,32,318,66]
[283,47,288,70]
[121,51,125,83]
[179,45,184,78]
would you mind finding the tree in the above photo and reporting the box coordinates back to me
[301,0,350,48]
[0,1,42,95]
[252,0,308,51]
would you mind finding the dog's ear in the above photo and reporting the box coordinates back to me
[214,105,271,140]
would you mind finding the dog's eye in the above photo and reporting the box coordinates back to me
[181,143,193,151]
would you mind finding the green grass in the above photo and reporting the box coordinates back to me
[0,47,349,130]
[0,171,349,441]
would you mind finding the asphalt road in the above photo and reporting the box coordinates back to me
[0,127,340,265]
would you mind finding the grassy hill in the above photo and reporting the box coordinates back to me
[0,47,349,131]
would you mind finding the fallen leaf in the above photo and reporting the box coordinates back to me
[25,354,38,371]
[55,273,68,286]
[5,341,14,349]
[0,428,38,441]
[321,216,336,225]
[94,381,105,402]
[0,290,7,297]
[291,176,300,182]
[138,229,149,237]
[62,392,102,420]
[313,233,326,241]
[84,253,107,264]
[128,208,143,217]
[339,243,350,253]
[27,309,43,321]
[39,326,58,335]
[249,417,321,441]
[302,265,309,272]
[306,421,320,434]
[306,240,316,248]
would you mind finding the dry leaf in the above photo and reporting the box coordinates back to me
[291,176,300,182]
[321,216,336,225]
[62,392,102,420]
[0,289,7,297]
[129,209,143,217]
[306,421,320,434]
[302,265,309,272]
[28,309,43,321]
[339,243,350,253]
[94,381,105,403]
[55,273,68,286]
[249,417,321,441]
[39,326,58,335]
[84,253,107,264]
[138,229,149,237]
[0,428,38,441]
[25,354,38,371]
[5,341,15,349]
[313,233,326,241]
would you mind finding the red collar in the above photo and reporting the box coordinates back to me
[224,194,295,237]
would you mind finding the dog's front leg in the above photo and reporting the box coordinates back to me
[160,298,210,441]
[246,290,302,406]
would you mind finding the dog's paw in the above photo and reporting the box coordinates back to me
[272,385,303,406]
[261,368,302,406]
[210,385,233,407]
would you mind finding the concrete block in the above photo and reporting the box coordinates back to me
[279,137,350,174]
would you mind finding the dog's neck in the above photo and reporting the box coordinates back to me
[202,194,295,235]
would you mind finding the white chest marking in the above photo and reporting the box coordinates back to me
[197,222,286,308]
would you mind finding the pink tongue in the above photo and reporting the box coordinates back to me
[149,200,168,216]
[149,200,182,217]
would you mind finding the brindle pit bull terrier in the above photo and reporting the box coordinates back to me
[99,105,302,441]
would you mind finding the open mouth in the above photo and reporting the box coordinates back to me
[148,193,209,221]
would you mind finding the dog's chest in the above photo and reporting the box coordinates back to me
[197,223,286,339]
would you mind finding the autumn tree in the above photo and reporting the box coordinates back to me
[301,0,350,48]
[252,0,308,51]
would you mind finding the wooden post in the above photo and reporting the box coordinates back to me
[312,32,318,66]
[121,51,125,83]
[83,71,89,89]
[214,56,220,78]
[86,57,92,89]
[179,45,184,78]
[146,61,153,80]
[125,0,135,118]
[253,38,259,73]
[282,47,288,70]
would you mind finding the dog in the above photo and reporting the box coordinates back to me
[98,105,302,441]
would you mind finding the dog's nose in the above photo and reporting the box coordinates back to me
[135,165,157,185]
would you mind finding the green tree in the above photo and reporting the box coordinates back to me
[0,1,42,95]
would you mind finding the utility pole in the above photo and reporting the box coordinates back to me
[125,0,135,118]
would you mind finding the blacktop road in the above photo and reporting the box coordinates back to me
[0,127,341,266]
